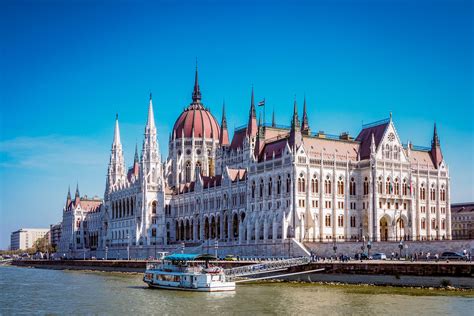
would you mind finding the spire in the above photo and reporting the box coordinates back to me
[106,114,126,194]
[134,143,139,163]
[291,97,300,129]
[146,93,156,130]
[301,95,310,135]
[67,185,71,200]
[431,123,443,167]
[113,113,121,145]
[290,97,302,149]
[272,109,276,127]
[246,86,257,137]
[219,100,229,146]
[432,123,440,147]
[192,61,202,103]
[250,86,256,118]
[75,183,80,197]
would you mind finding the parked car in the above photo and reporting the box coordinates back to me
[371,253,387,260]
[440,252,466,260]
[224,255,237,261]
[355,253,369,260]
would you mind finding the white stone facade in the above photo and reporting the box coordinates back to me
[57,68,452,258]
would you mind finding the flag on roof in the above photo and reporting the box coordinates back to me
[258,99,265,107]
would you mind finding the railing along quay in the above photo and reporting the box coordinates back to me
[224,257,311,280]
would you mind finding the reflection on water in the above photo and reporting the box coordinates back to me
[0,266,472,315]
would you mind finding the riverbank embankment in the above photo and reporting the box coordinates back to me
[12,259,474,288]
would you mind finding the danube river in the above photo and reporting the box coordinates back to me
[0,266,472,315]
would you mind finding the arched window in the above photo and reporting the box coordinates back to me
[402,179,408,196]
[268,178,273,196]
[385,144,390,159]
[152,201,157,214]
[337,177,344,195]
[441,218,446,230]
[420,184,426,200]
[349,178,356,196]
[377,177,383,194]
[185,161,191,182]
[195,161,202,175]
[286,174,291,193]
[386,177,392,194]
[363,177,369,195]
[298,175,305,193]
[431,219,436,229]
[440,185,446,201]
[338,215,344,227]
[430,184,436,201]
[393,145,399,160]
[259,179,264,198]
[251,181,256,199]
[325,214,331,227]
[421,218,426,229]
[394,178,400,195]
[312,175,319,194]
[277,176,282,195]
[325,176,332,194]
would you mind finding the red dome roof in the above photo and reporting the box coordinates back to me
[173,103,220,140]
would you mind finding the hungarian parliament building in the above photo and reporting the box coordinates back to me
[58,68,452,258]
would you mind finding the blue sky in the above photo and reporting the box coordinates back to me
[0,0,472,249]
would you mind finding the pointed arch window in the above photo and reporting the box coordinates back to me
[402,179,408,196]
[185,161,191,183]
[337,177,344,195]
[251,181,256,199]
[268,177,273,196]
[349,177,356,196]
[311,175,319,194]
[277,176,282,195]
[420,184,426,200]
[324,176,332,194]
[394,178,400,195]
[377,177,383,194]
[363,177,369,195]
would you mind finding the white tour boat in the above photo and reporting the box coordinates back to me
[143,253,236,292]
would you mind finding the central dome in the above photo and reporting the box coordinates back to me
[172,103,220,140]
[172,66,220,141]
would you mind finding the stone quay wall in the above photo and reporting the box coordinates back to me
[304,240,474,258]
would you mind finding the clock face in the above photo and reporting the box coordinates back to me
[388,132,395,142]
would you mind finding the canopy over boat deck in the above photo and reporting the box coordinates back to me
[164,253,217,262]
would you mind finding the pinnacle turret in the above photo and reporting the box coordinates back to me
[247,86,258,137]
[192,62,201,103]
[301,96,310,135]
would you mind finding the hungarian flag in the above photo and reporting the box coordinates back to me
[258,99,265,107]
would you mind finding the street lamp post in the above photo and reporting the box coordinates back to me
[398,240,404,260]
[105,246,108,260]
[367,241,372,259]
[214,240,219,259]
[360,236,365,261]
[127,234,130,261]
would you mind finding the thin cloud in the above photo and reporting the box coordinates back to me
[0,135,107,169]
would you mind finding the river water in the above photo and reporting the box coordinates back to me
[0,266,472,315]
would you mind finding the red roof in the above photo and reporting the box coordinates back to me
[260,138,288,161]
[355,121,389,159]
[173,103,220,140]
[230,128,247,150]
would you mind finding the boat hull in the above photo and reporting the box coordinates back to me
[145,281,235,292]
